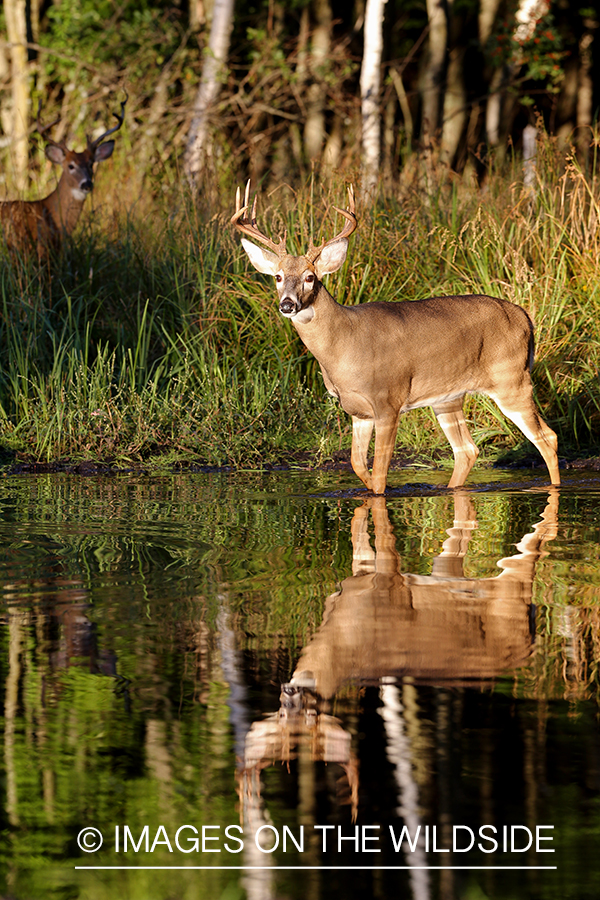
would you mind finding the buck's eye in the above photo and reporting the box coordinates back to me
[68,164,76,172]
[275,274,283,283]
[305,274,315,284]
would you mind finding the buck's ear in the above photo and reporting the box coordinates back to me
[45,145,66,165]
[94,140,115,162]
[241,237,280,275]
[315,238,348,278]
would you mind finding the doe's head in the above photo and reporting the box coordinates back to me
[38,93,127,201]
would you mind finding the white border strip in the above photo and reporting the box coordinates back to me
[75,865,557,871]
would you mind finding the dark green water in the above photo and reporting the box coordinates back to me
[0,470,599,900]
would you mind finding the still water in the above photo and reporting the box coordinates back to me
[0,470,599,900]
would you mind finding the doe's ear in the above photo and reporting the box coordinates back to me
[94,140,115,162]
[315,238,348,278]
[45,144,66,165]
[241,237,281,275]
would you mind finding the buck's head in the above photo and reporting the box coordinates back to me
[232,183,356,321]
[38,94,127,202]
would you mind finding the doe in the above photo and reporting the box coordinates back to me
[0,94,127,259]
[232,183,560,493]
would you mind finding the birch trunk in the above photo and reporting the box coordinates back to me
[486,0,550,153]
[360,0,387,194]
[478,0,502,44]
[184,0,235,187]
[522,123,537,188]
[4,0,29,191]
[485,66,504,148]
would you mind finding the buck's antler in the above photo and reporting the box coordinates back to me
[230,180,287,256]
[306,185,357,263]
[36,102,63,148]
[87,91,128,150]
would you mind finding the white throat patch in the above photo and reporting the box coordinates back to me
[292,306,315,324]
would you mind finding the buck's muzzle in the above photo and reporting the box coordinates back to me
[279,298,298,316]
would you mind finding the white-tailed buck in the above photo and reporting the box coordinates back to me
[232,183,560,493]
[0,94,127,258]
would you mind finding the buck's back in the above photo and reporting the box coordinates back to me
[340,293,533,366]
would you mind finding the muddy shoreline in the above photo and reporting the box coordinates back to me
[4,448,599,478]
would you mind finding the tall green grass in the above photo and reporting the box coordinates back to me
[0,133,598,469]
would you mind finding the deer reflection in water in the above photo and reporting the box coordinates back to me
[238,491,558,879]
[287,491,558,696]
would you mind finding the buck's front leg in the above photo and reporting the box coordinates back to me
[371,414,400,495]
[351,416,374,491]
[350,501,375,574]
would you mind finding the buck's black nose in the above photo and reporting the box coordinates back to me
[279,299,296,315]
[80,180,93,193]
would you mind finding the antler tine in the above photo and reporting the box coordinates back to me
[36,101,62,146]
[230,180,287,256]
[88,90,128,149]
[306,184,357,263]
[330,184,357,241]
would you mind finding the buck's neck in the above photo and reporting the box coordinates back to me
[291,281,350,350]
[44,180,87,234]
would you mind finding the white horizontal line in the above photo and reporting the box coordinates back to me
[75,865,558,871]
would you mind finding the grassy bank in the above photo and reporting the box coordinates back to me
[0,137,598,474]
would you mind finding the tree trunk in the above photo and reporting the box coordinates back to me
[479,0,500,156]
[390,67,413,151]
[303,0,332,163]
[485,0,549,157]
[382,88,396,188]
[522,123,537,189]
[4,0,29,192]
[190,0,213,32]
[29,0,39,41]
[478,0,502,44]
[513,0,550,43]
[421,0,447,140]
[322,114,342,179]
[360,0,387,195]
[555,57,578,146]
[485,67,505,149]
[577,19,595,165]
[184,0,235,188]
[439,0,466,167]
[440,47,466,166]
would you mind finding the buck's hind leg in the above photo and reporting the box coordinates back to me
[492,389,560,485]
[351,416,374,491]
[433,400,480,488]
